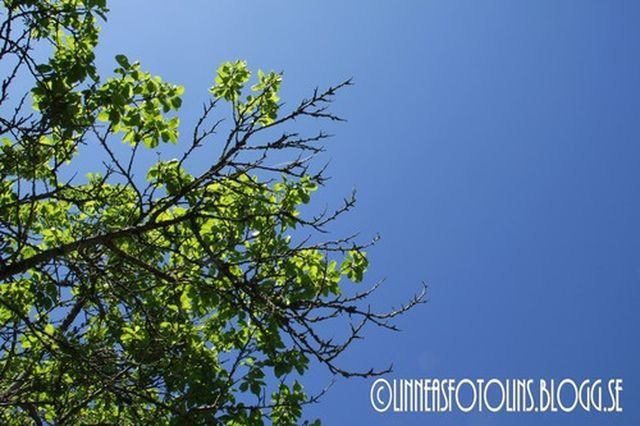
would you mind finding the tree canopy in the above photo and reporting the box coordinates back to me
[0,1,425,424]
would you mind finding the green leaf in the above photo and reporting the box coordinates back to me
[115,54,130,69]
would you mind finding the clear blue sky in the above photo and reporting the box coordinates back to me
[98,1,639,424]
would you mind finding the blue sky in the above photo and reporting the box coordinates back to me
[97,1,639,424]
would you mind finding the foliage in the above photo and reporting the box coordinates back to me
[0,1,425,424]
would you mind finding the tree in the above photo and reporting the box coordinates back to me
[0,1,425,424]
